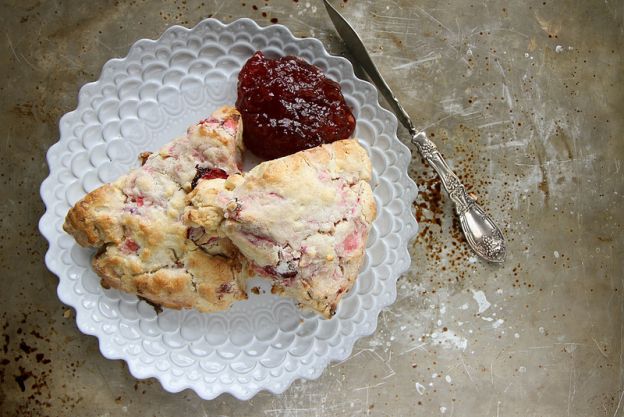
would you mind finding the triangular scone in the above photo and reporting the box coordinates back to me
[63,106,247,313]
[220,139,376,318]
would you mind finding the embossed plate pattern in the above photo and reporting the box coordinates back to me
[39,18,418,400]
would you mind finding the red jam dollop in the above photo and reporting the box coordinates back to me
[236,51,356,159]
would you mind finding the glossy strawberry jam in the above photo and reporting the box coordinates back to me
[236,51,356,159]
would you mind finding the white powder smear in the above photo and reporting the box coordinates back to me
[472,290,491,314]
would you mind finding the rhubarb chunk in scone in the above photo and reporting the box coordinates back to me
[220,139,377,318]
[63,106,246,313]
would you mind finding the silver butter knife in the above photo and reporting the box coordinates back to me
[323,0,506,263]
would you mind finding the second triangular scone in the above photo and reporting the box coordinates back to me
[63,106,247,313]
[219,139,376,318]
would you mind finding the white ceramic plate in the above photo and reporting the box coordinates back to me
[39,18,418,400]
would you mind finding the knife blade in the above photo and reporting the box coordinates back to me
[322,0,417,136]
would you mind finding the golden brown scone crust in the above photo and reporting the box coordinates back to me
[63,184,126,247]
[63,106,246,313]
[99,251,246,312]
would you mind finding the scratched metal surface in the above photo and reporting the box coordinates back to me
[1,0,623,415]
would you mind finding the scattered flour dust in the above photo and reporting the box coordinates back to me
[471,289,491,314]
[430,330,468,351]
[492,318,505,328]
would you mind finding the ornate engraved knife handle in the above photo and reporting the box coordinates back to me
[411,132,506,262]
[412,132,474,214]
